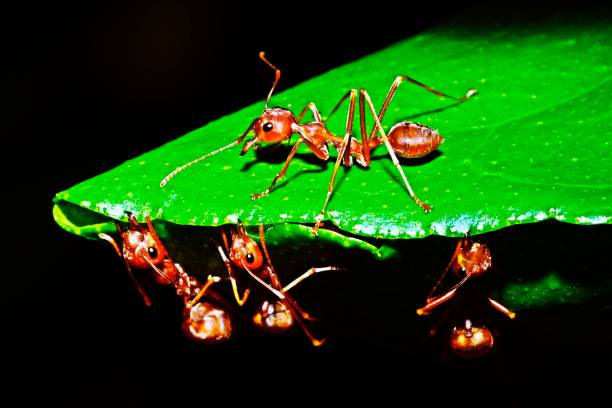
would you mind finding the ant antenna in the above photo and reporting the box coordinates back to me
[160,119,257,187]
[259,51,281,109]
[160,52,280,188]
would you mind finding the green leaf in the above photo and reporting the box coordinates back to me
[54,13,611,240]
[502,272,599,310]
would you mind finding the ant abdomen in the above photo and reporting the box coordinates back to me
[449,320,494,358]
[183,302,232,343]
[387,122,444,159]
[252,300,294,334]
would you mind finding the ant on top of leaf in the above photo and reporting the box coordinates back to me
[161,52,477,234]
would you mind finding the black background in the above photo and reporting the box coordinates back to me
[7,0,611,402]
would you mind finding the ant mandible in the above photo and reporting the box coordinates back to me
[160,52,478,234]
[416,236,516,357]
[197,220,339,346]
[99,212,232,343]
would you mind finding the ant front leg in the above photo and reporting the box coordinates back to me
[251,139,304,199]
[360,89,432,212]
[312,89,358,235]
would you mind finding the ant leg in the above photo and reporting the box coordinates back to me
[239,258,325,345]
[220,226,231,253]
[360,89,432,212]
[368,76,478,141]
[426,239,466,300]
[99,231,151,307]
[358,87,371,165]
[286,298,326,346]
[417,289,457,316]
[296,102,322,123]
[283,266,342,292]
[243,262,326,344]
[323,90,354,123]
[257,225,317,322]
[217,243,250,306]
[416,274,471,315]
[312,89,358,235]
[98,233,121,257]
[251,139,304,199]
[488,298,516,319]
[187,275,222,307]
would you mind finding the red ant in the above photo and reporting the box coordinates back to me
[205,220,339,346]
[160,52,477,234]
[416,237,516,357]
[99,212,232,344]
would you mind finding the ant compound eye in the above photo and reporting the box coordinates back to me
[246,253,255,264]
[263,122,273,132]
[148,246,158,258]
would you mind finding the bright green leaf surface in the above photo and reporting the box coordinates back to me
[54,14,611,240]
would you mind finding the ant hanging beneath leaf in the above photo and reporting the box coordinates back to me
[416,236,516,358]
[99,212,232,344]
[160,52,478,234]
[197,220,340,346]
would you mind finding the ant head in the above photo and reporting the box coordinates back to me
[121,213,167,269]
[257,108,296,140]
[450,319,494,358]
[240,52,296,156]
[241,108,296,155]
[456,240,491,277]
[252,300,293,333]
[228,222,264,270]
[183,302,232,343]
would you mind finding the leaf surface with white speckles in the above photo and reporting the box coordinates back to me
[54,14,611,240]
